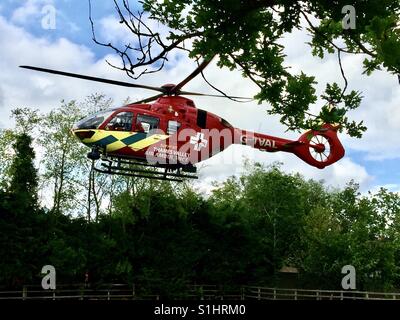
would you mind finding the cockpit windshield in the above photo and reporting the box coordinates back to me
[73,109,116,130]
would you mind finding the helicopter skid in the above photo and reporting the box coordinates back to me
[93,156,198,182]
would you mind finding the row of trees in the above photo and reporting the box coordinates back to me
[0,94,117,221]
[1,95,400,295]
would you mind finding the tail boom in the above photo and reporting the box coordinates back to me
[235,124,345,169]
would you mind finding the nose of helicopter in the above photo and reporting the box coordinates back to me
[71,128,96,144]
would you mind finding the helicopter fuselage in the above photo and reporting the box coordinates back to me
[21,63,346,173]
[72,96,345,169]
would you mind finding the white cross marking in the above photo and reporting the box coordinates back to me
[190,132,208,151]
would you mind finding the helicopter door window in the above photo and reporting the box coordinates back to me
[73,109,116,130]
[167,120,181,134]
[105,112,134,131]
[136,114,159,133]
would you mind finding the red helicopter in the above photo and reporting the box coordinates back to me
[20,59,345,182]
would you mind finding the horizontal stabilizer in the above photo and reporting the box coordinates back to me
[283,141,304,148]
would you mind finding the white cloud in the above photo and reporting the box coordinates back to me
[12,1,39,23]
[0,15,143,124]
[98,13,174,45]
[195,145,373,194]
[11,0,53,25]
[98,15,134,44]
[0,85,4,106]
[367,184,400,197]
[67,21,80,33]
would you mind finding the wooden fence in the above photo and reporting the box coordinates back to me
[243,286,400,300]
[1,284,400,300]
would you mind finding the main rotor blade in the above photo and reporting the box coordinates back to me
[179,91,254,102]
[134,93,165,104]
[20,65,165,93]
[172,57,215,93]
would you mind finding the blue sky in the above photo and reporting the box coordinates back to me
[0,0,399,193]
[1,0,123,58]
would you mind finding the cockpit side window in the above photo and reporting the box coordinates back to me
[136,114,159,133]
[105,111,134,131]
[74,109,115,130]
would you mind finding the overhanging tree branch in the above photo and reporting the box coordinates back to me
[88,0,203,80]
[337,49,348,102]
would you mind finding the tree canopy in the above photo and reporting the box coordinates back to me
[90,0,400,138]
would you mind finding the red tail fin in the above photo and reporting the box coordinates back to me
[287,124,345,169]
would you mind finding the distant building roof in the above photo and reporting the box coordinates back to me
[279,266,299,273]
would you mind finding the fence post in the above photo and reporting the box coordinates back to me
[340,291,344,300]
[365,292,369,300]
[258,288,261,300]
[107,290,110,301]
[273,289,276,300]
[132,284,135,300]
[294,289,297,300]
[241,287,245,300]
[22,286,27,301]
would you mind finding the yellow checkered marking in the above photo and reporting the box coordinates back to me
[129,134,169,151]
[77,129,170,152]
